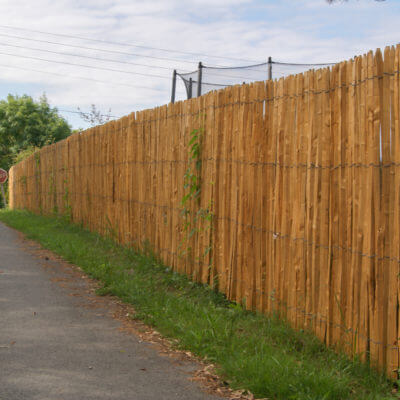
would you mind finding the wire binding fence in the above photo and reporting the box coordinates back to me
[9,45,400,377]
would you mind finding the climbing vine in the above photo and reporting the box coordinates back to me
[180,116,214,283]
[34,152,43,214]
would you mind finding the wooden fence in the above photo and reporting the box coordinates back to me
[9,45,400,376]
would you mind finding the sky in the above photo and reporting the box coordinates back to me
[0,0,398,130]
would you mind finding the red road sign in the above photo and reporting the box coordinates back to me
[0,168,7,184]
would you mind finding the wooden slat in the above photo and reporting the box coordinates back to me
[9,47,400,376]
[283,75,296,323]
[272,77,285,315]
[375,48,390,369]
[236,83,249,306]
[265,77,277,314]
[253,81,266,311]
[293,72,307,328]
[314,67,330,343]
[388,44,400,377]
[227,85,240,302]
[328,62,341,346]
[203,92,216,286]
[304,69,316,331]
[341,59,353,354]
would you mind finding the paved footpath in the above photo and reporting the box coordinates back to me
[0,222,219,400]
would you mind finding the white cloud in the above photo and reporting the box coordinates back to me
[0,0,397,129]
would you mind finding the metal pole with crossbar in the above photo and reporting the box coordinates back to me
[268,57,272,81]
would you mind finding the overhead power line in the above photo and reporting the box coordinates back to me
[0,32,197,67]
[0,63,171,92]
[0,51,233,86]
[0,41,264,82]
[0,41,190,72]
[0,24,261,64]
[0,50,172,80]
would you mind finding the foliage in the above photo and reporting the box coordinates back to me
[77,104,113,127]
[13,145,40,165]
[180,121,214,279]
[0,94,71,172]
[0,209,396,400]
[181,127,203,239]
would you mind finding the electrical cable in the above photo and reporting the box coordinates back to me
[0,32,197,67]
[0,53,226,87]
[273,61,336,66]
[0,50,172,79]
[0,62,171,92]
[0,40,265,82]
[0,24,262,64]
[0,40,190,72]
[0,33,336,78]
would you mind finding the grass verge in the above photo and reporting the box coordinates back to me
[0,209,396,400]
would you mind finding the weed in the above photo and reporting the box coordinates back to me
[0,209,396,400]
[180,118,215,285]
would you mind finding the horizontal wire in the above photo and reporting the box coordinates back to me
[179,61,335,77]
[14,157,400,170]
[158,248,398,350]
[159,243,400,350]
[0,32,196,68]
[0,50,171,80]
[273,61,336,66]
[11,187,400,349]
[241,286,398,349]
[3,28,327,79]
[16,66,382,125]
[0,25,261,64]
[143,251,397,350]
[178,70,264,84]
[0,62,169,92]
[176,73,233,87]
[10,58,400,354]
[112,69,400,123]
[15,172,400,265]
[204,61,269,70]
[0,41,188,73]
[0,33,352,89]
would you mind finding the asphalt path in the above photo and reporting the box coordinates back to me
[0,222,219,400]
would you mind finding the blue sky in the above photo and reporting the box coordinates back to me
[0,0,398,130]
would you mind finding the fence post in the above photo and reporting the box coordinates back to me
[197,62,203,97]
[268,57,272,81]
[171,69,177,103]
[188,78,193,99]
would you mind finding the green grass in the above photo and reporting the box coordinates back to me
[0,209,396,400]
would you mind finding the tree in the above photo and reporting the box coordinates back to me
[77,104,113,127]
[0,94,71,172]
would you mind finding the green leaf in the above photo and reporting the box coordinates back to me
[188,135,198,146]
